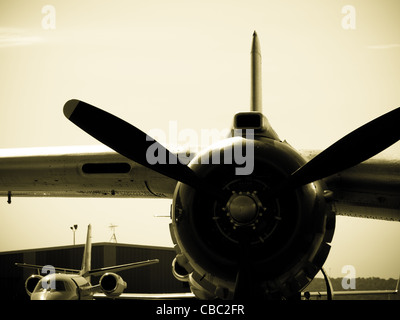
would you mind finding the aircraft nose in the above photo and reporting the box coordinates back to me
[31,291,49,300]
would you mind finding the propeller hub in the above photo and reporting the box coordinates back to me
[226,192,260,225]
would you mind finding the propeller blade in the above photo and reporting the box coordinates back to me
[233,239,254,299]
[286,106,400,189]
[63,99,204,191]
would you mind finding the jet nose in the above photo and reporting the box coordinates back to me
[30,291,49,300]
[31,290,74,300]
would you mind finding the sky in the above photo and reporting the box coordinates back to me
[0,0,399,279]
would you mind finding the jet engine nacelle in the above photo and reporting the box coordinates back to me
[170,136,335,299]
[24,274,43,297]
[99,272,127,298]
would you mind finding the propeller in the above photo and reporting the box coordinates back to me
[279,106,400,192]
[64,99,400,299]
[63,99,213,194]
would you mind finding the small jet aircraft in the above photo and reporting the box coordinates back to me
[2,31,400,299]
[16,225,159,300]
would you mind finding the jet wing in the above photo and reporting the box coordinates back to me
[15,262,80,274]
[0,146,179,199]
[301,150,400,222]
[87,259,159,277]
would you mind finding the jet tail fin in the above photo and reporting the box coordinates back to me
[80,224,92,281]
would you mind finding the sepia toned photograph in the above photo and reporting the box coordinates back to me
[0,0,399,311]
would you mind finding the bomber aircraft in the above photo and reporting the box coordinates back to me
[2,32,400,299]
[16,224,158,300]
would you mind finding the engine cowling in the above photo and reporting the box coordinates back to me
[99,273,127,298]
[170,136,335,299]
[24,275,43,297]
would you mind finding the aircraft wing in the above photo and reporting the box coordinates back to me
[87,259,160,277]
[301,150,400,222]
[15,262,80,274]
[0,146,178,199]
[2,146,400,222]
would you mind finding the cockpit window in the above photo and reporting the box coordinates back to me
[34,278,68,292]
[52,280,66,291]
[33,280,44,293]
